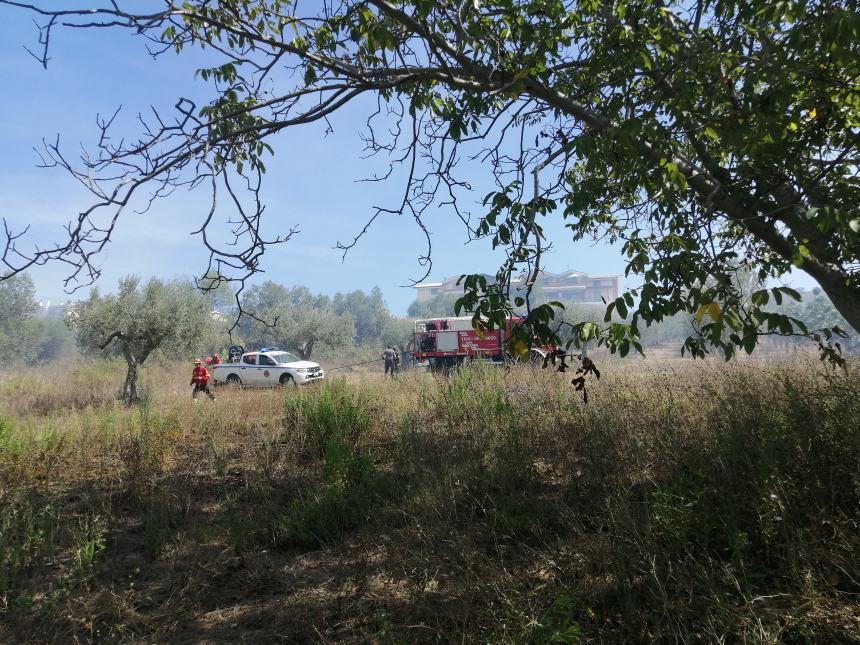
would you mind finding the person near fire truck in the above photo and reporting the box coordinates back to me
[382,345,398,377]
[190,358,216,401]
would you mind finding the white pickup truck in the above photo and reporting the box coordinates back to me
[211,349,325,387]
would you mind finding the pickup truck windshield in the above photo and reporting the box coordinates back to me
[270,352,300,364]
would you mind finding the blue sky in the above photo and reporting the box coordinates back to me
[0,5,816,314]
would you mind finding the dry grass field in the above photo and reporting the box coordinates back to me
[0,354,858,643]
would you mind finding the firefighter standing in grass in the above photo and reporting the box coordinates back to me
[190,358,216,401]
[382,345,397,377]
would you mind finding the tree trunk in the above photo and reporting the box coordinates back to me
[297,340,314,360]
[121,349,140,404]
[809,274,860,335]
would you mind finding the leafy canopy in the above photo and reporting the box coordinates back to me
[2,0,858,361]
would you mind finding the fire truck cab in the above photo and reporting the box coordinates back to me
[411,316,547,371]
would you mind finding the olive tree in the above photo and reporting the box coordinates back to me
[333,287,390,344]
[69,276,218,402]
[0,274,39,363]
[1,0,858,362]
[242,282,354,359]
[406,293,460,319]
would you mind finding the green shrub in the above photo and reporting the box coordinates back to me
[143,495,183,558]
[0,415,15,458]
[284,378,372,456]
[121,404,180,486]
[528,594,583,644]
[0,497,60,599]
[486,424,546,540]
[71,515,106,579]
[429,362,514,433]
[274,441,385,548]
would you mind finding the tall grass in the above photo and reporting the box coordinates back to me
[284,377,374,455]
[0,356,856,643]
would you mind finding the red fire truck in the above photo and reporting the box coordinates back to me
[410,316,549,371]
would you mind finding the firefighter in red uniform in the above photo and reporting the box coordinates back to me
[190,358,216,401]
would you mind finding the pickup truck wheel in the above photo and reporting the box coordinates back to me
[529,348,547,364]
[226,374,242,387]
[279,373,296,388]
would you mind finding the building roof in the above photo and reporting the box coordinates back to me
[415,270,620,290]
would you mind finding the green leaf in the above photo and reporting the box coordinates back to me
[772,288,782,306]
[751,290,769,306]
[780,286,801,302]
[743,331,757,354]
[604,301,616,323]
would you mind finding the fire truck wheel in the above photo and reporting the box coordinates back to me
[443,357,462,373]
